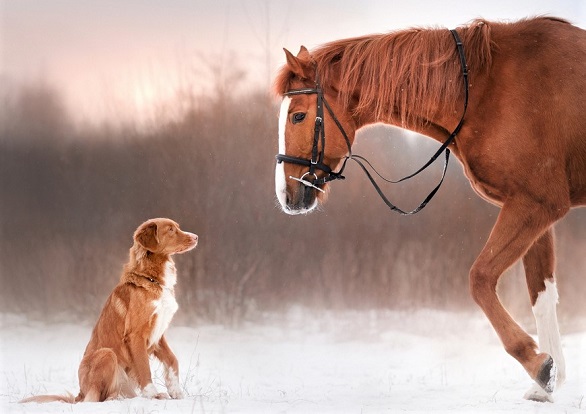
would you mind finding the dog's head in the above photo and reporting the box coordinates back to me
[134,218,198,256]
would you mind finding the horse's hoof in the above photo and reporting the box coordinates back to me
[523,383,554,403]
[535,355,556,394]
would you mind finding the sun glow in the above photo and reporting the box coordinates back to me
[62,59,205,129]
[109,66,188,127]
[132,79,160,118]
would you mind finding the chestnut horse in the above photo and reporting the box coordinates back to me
[274,17,586,402]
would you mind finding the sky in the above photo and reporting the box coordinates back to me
[1,0,585,125]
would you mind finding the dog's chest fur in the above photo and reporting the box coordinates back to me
[149,260,178,347]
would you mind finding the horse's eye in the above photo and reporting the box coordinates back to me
[291,113,306,124]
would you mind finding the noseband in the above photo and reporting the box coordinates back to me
[276,29,469,214]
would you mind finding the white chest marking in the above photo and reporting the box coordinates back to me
[275,96,291,210]
[149,261,178,346]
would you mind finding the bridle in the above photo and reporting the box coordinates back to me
[276,29,469,215]
[275,76,349,193]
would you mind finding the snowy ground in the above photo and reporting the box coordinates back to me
[1,309,585,414]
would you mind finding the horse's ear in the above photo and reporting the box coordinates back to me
[284,47,312,80]
[297,45,310,58]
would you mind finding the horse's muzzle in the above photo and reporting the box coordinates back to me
[283,180,320,215]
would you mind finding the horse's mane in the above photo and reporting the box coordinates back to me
[276,19,496,128]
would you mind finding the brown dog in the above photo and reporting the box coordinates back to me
[21,218,198,403]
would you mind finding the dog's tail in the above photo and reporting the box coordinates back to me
[20,392,80,404]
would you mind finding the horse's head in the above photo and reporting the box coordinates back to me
[275,46,356,215]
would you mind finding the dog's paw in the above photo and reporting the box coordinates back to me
[165,369,184,399]
[141,383,168,399]
[166,376,184,399]
[141,383,157,398]
[167,385,184,400]
[154,392,170,400]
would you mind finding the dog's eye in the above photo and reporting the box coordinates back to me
[168,227,175,233]
[291,113,306,124]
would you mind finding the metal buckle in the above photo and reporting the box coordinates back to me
[289,172,325,193]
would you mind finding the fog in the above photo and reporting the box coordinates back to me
[3,1,584,125]
[1,1,585,328]
[1,76,585,329]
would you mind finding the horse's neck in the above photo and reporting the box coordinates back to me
[339,28,480,146]
[353,107,461,147]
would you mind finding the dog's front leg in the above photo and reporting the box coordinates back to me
[127,333,167,399]
[154,335,184,399]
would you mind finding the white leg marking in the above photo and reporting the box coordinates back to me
[534,279,565,384]
[141,383,159,398]
[524,279,565,401]
[165,367,184,399]
[275,97,291,211]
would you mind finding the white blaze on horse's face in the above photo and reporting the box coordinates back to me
[275,96,290,209]
[275,96,319,215]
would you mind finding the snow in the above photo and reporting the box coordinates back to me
[1,309,585,413]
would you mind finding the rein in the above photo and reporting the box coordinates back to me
[276,29,469,215]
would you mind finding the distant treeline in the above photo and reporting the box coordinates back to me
[1,81,585,326]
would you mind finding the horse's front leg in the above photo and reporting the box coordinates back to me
[469,196,569,398]
[522,228,565,402]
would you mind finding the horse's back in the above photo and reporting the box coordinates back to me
[472,18,586,206]
[538,19,586,205]
[492,18,586,118]
[536,19,586,205]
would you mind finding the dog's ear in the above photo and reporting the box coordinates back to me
[134,221,159,251]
